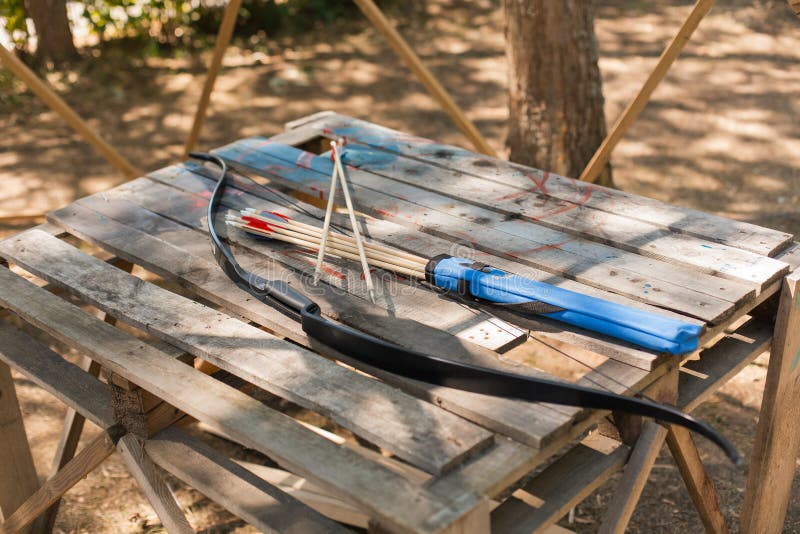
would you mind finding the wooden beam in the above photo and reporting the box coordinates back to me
[117,435,193,534]
[350,0,497,157]
[598,421,668,534]
[666,425,729,533]
[0,425,125,534]
[0,362,39,534]
[0,46,140,180]
[741,270,800,533]
[579,0,715,184]
[183,0,243,157]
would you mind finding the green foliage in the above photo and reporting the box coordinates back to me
[0,0,403,57]
[0,0,29,49]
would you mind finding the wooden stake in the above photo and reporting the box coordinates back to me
[350,0,497,157]
[332,141,377,303]
[182,0,243,157]
[579,0,715,184]
[0,46,140,180]
[314,149,342,285]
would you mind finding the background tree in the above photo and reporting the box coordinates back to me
[23,0,77,66]
[503,0,612,187]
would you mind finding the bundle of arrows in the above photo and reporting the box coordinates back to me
[226,207,702,355]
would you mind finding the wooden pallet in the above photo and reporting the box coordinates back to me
[0,113,796,533]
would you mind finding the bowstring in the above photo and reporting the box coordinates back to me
[192,158,354,237]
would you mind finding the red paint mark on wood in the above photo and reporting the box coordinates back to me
[295,152,316,169]
[284,249,346,280]
[237,139,274,162]
[528,171,550,195]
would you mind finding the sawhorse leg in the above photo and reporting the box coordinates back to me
[0,361,39,533]
[741,271,800,533]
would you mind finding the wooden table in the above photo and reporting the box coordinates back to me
[1,112,799,533]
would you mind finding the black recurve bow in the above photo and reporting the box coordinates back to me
[191,152,741,465]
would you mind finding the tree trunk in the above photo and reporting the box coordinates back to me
[503,0,612,186]
[24,0,77,67]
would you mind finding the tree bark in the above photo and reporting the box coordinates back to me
[24,0,77,67]
[503,0,612,186]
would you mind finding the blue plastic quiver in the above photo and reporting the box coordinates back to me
[425,255,702,354]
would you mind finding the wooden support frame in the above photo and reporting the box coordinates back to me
[741,270,800,533]
[0,425,125,534]
[579,0,715,184]
[667,425,729,533]
[117,434,193,534]
[598,421,669,534]
[0,47,140,180]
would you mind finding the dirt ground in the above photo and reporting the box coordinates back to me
[2,0,800,532]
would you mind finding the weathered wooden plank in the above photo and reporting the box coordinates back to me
[490,434,629,534]
[0,322,114,429]
[0,360,39,531]
[143,165,678,368]
[46,201,584,450]
[292,113,793,257]
[146,426,350,533]
[774,241,800,270]
[0,267,482,534]
[0,231,492,475]
[206,142,741,323]
[116,435,194,534]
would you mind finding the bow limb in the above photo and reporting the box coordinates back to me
[300,308,740,465]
